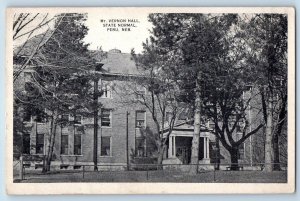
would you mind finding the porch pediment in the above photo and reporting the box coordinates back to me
[163,121,213,138]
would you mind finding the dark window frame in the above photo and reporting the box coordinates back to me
[100,81,112,98]
[74,134,82,155]
[74,115,82,125]
[61,134,69,155]
[22,134,31,154]
[136,111,146,128]
[36,134,44,154]
[100,136,111,156]
[101,109,112,127]
[135,137,146,157]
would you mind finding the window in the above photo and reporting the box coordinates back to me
[100,136,111,156]
[23,108,32,122]
[238,144,245,160]
[22,134,30,154]
[35,109,45,123]
[135,137,146,157]
[61,114,69,122]
[136,111,146,128]
[100,81,112,98]
[146,138,156,157]
[74,115,82,124]
[36,134,44,154]
[236,133,244,160]
[74,134,82,155]
[61,135,69,155]
[101,109,112,127]
[74,126,83,155]
[135,137,156,157]
[23,107,44,123]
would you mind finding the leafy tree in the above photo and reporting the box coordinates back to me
[241,14,288,171]
[141,13,265,172]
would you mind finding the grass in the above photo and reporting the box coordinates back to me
[14,169,287,183]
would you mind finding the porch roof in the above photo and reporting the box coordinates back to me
[162,121,213,138]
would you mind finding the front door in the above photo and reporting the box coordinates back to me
[176,147,191,164]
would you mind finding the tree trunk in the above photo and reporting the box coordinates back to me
[189,73,201,175]
[272,133,280,170]
[42,110,58,173]
[215,138,220,170]
[272,94,287,171]
[157,144,167,170]
[230,147,239,171]
[264,94,273,172]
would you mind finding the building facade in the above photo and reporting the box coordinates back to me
[14,49,261,171]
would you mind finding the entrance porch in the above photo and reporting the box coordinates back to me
[165,135,211,165]
[162,121,215,171]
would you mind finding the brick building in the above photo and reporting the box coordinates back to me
[14,48,263,170]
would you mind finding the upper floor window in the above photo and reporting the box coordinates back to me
[74,115,82,124]
[35,112,45,123]
[23,109,32,122]
[101,109,112,127]
[136,111,146,128]
[23,108,45,123]
[60,114,82,124]
[61,114,69,122]
[100,81,112,98]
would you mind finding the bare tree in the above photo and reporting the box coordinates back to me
[114,49,185,165]
[13,13,62,82]
[13,13,103,172]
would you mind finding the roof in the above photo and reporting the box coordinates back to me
[91,49,140,75]
[14,30,52,57]
[14,31,141,76]
[162,120,213,138]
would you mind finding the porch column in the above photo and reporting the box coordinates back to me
[203,137,210,159]
[173,136,176,157]
[206,137,210,158]
[168,135,172,158]
[203,137,207,159]
[206,121,210,159]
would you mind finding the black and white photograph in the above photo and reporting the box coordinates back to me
[6,7,295,194]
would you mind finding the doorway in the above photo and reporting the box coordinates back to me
[175,136,192,164]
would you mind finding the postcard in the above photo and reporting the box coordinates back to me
[6,7,295,194]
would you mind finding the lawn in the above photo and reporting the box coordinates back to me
[14,169,287,183]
